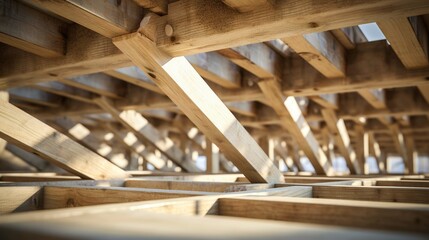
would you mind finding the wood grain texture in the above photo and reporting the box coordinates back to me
[113,31,284,183]
[0,186,43,214]
[219,196,429,233]
[154,0,429,56]
[0,0,65,57]
[0,101,129,180]
[313,185,429,204]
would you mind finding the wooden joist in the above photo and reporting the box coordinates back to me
[0,100,129,180]
[112,15,284,183]
[378,16,429,69]
[25,0,144,38]
[0,0,65,58]
[151,0,429,56]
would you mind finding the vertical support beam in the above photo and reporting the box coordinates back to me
[259,79,333,175]
[259,136,278,167]
[113,17,284,183]
[354,125,366,174]
[387,123,409,173]
[378,16,429,69]
[0,91,9,153]
[0,101,129,180]
[321,109,360,174]
[404,134,416,174]
[205,138,220,173]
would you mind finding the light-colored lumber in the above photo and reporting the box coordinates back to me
[0,186,43,214]
[0,0,65,57]
[282,31,346,78]
[125,180,244,192]
[43,186,207,209]
[134,0,167,15]
[25,0,144,38]
[357,89,386,109]
[321,109,360,174]
[378,16,429,69]
[113,17,284,183]
[258,79,333,175]
[219,196,429,233]
[0,101,129,180]
[222,0,273,13]
[313,185,429,204]
[0,24,131,89]
[205,138,220,173]
[94,97,200,172]
[152,0,429,56]
[331,26,367,50]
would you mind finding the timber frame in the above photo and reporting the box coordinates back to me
[1,0,429,238]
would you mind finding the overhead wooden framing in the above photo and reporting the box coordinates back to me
[112,14,284,184]
[0,0,66,58]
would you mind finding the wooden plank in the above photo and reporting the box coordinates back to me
[376,180,429,188]
[187,52,242,89]
[152,0,429,56]
[0,101,129,180]
[32,82,96,104]
[43,186,208,209]
[357,89,386,109]
[331,26,367,50]
[321,109,360,174]
[104,67,164,94]
[378,16,429,69]
[1,203,422,240]
[25,0,144,38]
[282,31,346,78]
[405,134,416,174]
[222,0,273,13]
[8,87,63,108]
[205,138,220,173]
[310,94,338,109]
[58,73,125,99]
[0,186,43,214]
[313,185,429,204]
[0,0,65,57]
[113,17,284,184]
[94,97,200,172]
[418,84,429,104]
[125,180,244,192]
[0,24,132,89]
[219,196,429,233]
[258,79,333,175]
[387,123,409,171]
[133,0,168,15]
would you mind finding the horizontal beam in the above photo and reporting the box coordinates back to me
[0,0,65,57]
[153,0,429,56]
[219,196,429,233]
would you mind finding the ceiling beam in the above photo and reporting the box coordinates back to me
[113,15,284,183]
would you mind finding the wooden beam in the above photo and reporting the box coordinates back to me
[133,0,168,15]
[357,89,386,109]
[0,0,65,58]
[219,196,429,233]
[43,186,207,209]
[313,185,429,204]
[378,16,429,69]
[321,109,360,174]
[0,186,43,214]
[151,0,429,56]
[0,24,132,89]
[8,87,63,108]
[94,97,200,172]
[376,180,429,188]
[387,123,409,171]
[113,16,284,183]
[205,138,220,173]
[222,0,273,13]
[282,31,346,78]
[32,82,96,104]
[105,67,164,94]
[258,79,333,175]
[331,26,367,50]
[404,134,416,174]
[25,0,144,38]
[0,101,129,180]
[187,52,242,89]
